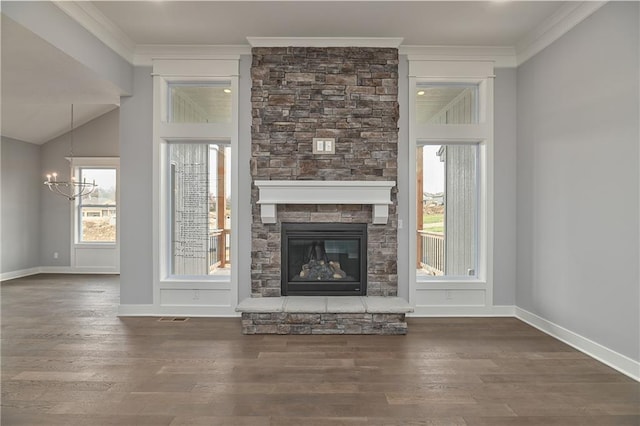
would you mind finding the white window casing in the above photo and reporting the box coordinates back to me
[69,157,120,273]
[408,60,495,314]
[152,58,240,316]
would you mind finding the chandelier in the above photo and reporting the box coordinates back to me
[44,105,97,201]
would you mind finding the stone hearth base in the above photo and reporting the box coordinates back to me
[242,312,407,335]
[236,296,413,335]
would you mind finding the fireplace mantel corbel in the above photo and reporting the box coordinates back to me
[254,180,395,224]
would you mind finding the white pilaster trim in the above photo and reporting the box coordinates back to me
[516,1,607,66]
[516,307,640,382]
[53,1,135,64]
[247,37,404,48]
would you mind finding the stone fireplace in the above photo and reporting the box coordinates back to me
[250,46,399,298]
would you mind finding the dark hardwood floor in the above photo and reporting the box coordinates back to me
[2,274,638,425]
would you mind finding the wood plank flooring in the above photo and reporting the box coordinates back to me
[2,274,638,425]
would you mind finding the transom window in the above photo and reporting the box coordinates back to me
[168,83,232,124]
[416,83,478,124]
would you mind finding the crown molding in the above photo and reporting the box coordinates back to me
[247,37,404,48]
[134,45,252,66]
[400,45,517,68]
[54,2,606,70]
[53,1,136,64]
[516,1,607,66]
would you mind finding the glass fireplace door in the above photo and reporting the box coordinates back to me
[281,223,367,296]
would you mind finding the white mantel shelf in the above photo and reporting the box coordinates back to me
[254,180,395,224]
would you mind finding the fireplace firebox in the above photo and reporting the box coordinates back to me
[281,223,367,296]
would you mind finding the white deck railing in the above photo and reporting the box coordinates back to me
[418,230,444,276]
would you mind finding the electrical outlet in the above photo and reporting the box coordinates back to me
[324,138,335,154]
[53,252,59,259]
[313,138,336,154]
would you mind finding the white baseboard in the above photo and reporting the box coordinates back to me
[39,266,119,274]
[158,305,240,317]
[409,305,515,317]
[118,304,240,317]
[1,266,119,282]
[0,267,41,282]
[516,307,640,382]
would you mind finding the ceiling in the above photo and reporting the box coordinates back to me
[2,1,580,144]
[1,15,120,144]
[92,1,565,47]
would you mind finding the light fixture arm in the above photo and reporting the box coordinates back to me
[43,104,97,201]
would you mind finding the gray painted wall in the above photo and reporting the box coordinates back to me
[493,68,517,306]
[1,137,41,274]
[516,2,639,361]
[119,66,153,305]
[40,108,120,267]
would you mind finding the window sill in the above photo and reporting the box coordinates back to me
[160,279,232,290]
[74,243,117,248]
[415,280,488,290]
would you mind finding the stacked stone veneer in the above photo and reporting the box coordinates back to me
[242,313,407,335]
[250,47,399,298]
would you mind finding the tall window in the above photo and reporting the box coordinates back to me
[415,84,481,278]
[153,59,239,314]
[77,168,117,243]
[168,142,231,276]
[417,143,478,277]
[409,60,493,311]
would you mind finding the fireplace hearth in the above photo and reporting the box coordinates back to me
[282,223,367,296]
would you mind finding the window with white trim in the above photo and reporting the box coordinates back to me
[168,141,231,276]
[417,142,478,277]
[76,167,117,243]
[409,60,493,287]
[152,58,239,315]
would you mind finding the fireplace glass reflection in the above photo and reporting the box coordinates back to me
[282,223,367,296]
